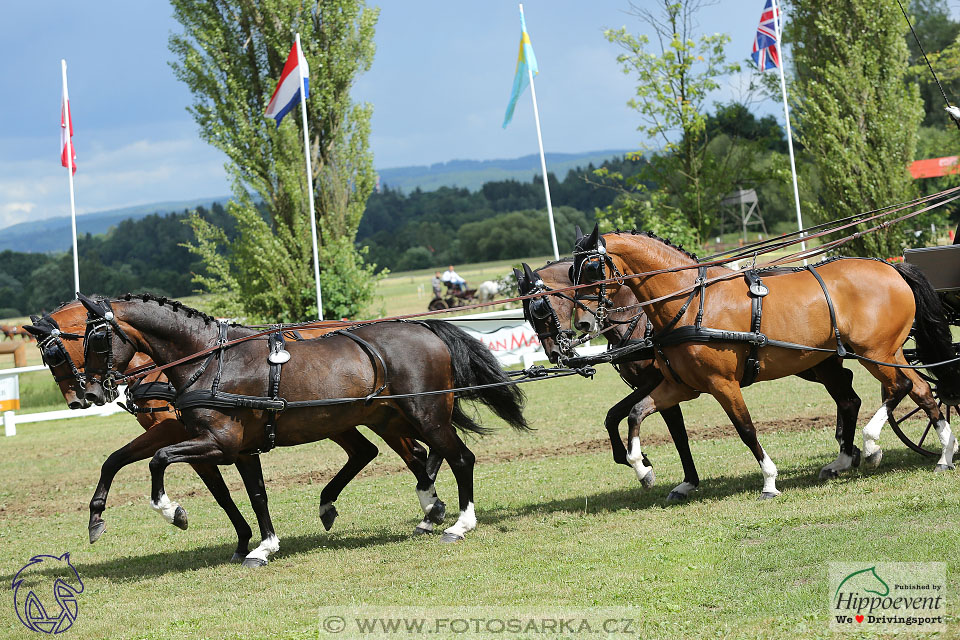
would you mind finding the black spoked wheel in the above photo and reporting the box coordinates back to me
[889,333,957,458]
[428,298,448,311]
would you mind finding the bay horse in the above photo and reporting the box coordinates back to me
[24,301,446,563]
[79,294,528,566]
[516,260,863,500]
[570,226,959,498]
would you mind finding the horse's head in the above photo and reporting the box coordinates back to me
[78,294,135,406]
[516,262,578,364]
[22,309,90,409]
[570,224,627,334]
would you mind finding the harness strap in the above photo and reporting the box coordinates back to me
[333,329,388,404]
[260,331,286,453]
[741,270,767,388]
[806,264,848,357]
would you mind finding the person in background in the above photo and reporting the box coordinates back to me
[441,265,466,292]
[431,271,443,298]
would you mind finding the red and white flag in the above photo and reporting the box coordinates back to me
[60,97,76,174]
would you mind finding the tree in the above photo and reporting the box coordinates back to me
[602,1,761,245]
[790,0,926,257]
[170,0,380,322]
[904,0,960,126]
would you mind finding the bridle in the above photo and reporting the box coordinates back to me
[32,316,86,390]
[520,276,577,357]
[81,295,131,397]
[571,233,624,329]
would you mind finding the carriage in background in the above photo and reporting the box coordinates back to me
[893,239,960,456]
[428,282,478,311]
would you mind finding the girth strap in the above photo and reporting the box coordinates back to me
[332,329,388,404]
[806,264,848,357]
[740,270,767,388]
[260,331,286,453]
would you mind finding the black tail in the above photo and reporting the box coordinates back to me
[894,262,960,404]
[422,319,530,434]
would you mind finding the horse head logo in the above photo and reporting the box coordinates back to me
[835,565,890,600]
[11,553,84,634]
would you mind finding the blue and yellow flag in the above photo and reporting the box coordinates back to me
[502,7,539,128]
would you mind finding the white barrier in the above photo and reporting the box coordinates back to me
[2,310,601,436]
[1,363,127,436]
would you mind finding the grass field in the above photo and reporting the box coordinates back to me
[2,360,959,639]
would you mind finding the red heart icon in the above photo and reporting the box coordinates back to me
[855,615,864,623]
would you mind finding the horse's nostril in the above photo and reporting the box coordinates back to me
[68,400,83,410]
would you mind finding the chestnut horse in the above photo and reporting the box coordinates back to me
[516,259,863,500]
[571,226,959,498]
[79,294,528,566]
[24,301,445,563]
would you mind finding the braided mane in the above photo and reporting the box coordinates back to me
[118,293,221,325]
[611,229,700,262]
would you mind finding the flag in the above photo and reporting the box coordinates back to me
[502,8,539,128]
[60,98,76,174]
[265,40,310,127]
[751,0,781,71]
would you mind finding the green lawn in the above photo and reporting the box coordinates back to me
[1,363,958,639]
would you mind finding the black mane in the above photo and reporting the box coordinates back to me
[616,229,700,261]
[117,292,221,325]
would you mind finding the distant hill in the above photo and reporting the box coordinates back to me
[377,150,630,193]
[0,197,228,253]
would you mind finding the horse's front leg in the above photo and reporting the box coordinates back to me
[88,418,192,543]
[660,405,699,502]
[625,379,700,488]
[234,454,280,568]
[148,432,237,539]
[604,388,648,466]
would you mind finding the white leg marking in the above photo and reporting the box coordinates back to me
[669,481,697,498]
[822,452,854,475]
[760,450,779,496]
[862,405,887,458]
[244,534,280,563]
[935,419,956,468]
[415,518,434,533]
[150,493,180,524]
[443,502,476,538]
[416,485,438,515]
[625,436,654,486]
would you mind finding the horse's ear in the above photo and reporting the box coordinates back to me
[575,226,583,241]
[587,223,600,248]
[513,267,524,285]
[21,324,47,338]
[29,315,40,324]
[522,262,537,284]
[77,293,103,317]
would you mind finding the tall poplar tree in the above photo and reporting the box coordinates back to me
[790,0,925,257]
[170,0,380,322]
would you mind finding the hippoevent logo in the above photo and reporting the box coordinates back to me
[11,553,84,634]
[829,562,945,632]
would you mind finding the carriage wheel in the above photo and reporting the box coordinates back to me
[428,298,448,311]
[888,334,957,458]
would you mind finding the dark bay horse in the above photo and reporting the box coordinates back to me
[24,302,445,562]
[516,259,863,500]
[571,226,959,498]
[79,294,528,566]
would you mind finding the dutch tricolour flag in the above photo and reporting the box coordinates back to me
[265,40,310,127]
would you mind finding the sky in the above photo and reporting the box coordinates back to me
[0,1,804,230]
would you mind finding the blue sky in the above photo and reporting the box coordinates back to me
[0,1,789,229]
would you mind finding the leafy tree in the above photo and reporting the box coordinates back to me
[790,0,927,257]
[603,0,742,243]
[904,0,960,126]
[170,0,380,322]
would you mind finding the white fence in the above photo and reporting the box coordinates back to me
[2,310,604,436]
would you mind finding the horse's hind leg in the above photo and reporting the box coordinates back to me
[234,454,280,568]
[859,359,916,467]
[898,359,957,471]
[318,429,381,531]
[808,360,863,480]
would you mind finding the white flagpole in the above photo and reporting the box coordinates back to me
[61,60,80,296]
[295,33,324,320]
[520,4,560,262]
[772,0,806,262]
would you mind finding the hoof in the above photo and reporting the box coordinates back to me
[818,467,839,481]
[934,463,955,473]
[319,504,339,531]
[665,491,687,503]
[851,447,861,468]
[88,520,106,544]
[639,467,655,489]
[241,557,268,568]
[428,499,446,525]
[758,491,780,500]
[172,505,188,530]
[230,552,246,563]
[412,525,433,537]
[439,532,464,543]
[864,449,883,468]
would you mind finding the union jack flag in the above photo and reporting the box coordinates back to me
[751,0,781,71]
